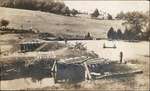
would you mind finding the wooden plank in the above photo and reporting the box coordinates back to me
[94,70,143,79]
[51,60,58,83]
[51,60,56,72]
[35,43,48,51]
[54,61,57,83]
[84,62,92,80]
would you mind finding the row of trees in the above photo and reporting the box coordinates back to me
[115,11,148,20]
[108,11,150,40]
[107,27,150,40]
[107,27,137,40]
[0,0,78,16]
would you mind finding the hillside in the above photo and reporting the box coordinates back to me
[0,7,125,38]
[0,0,65,14]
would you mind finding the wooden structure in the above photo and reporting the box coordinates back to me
[19,39,48,52]
[22,49,142,83]
[50,56,112,83]
[49,56,143,83]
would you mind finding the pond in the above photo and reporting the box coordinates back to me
[68,40,149,61]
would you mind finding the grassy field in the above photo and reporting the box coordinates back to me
[0,7,124,38]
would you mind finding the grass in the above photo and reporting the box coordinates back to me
[0,7,124,38]
[2,58,148,90]
[22,57,149,90]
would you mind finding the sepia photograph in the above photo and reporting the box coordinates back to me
[0,0,149,90]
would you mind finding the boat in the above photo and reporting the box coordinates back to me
[103,43,116,49]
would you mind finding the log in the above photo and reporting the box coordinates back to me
[54,61,57,83]
[51,60,56,72]
[84,62,92,80]
[94,70,143,79]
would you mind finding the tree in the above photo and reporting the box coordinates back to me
[123,12,147,34]
[142,24,150,40]
[123,27,129,40]
[85,32,92,40]
[117,29,123,39]
[51,5,61,14]
[65,6,70,16]
[91,8,99,18]
[60,6,70,16]
[121,11,149,40]
[71,9,78,16]
[115,11,125,20]
[87,32,91,38]
[107,14,113,20]
[123,27,135,40]
[0,19,9,28]
[145,25,150,40]
[50,2,65,14]
[107,27,116,39]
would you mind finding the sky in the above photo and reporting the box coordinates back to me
[64,1,149,16]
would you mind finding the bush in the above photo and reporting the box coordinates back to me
[107,14,113,20]
[91,8,99,18]
[71,9,78,16]
[85,32,93,40]
[60,6,71,16]
[0,19,9,28]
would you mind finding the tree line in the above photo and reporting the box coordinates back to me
[107,26,150,40]
[0,0,78,16]
[109,11,150,40]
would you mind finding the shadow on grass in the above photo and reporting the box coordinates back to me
[0,58,138,84]
[0,58,55,82]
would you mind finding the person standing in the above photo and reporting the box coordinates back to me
[65,39,67,45]
[120,51,123,63]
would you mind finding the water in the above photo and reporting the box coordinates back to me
[68,40,149,61]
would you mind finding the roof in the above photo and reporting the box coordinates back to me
[19,39,45,44]
[58,56,112,65]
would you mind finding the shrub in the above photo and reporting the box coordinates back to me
[71,9,78,16]
[60,6,71,16]
[107,14,113,20]
[0,19,9,28]
[91,8,99,18]
[85,32,93,40]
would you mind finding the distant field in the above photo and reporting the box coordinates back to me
[0,7,125,38]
